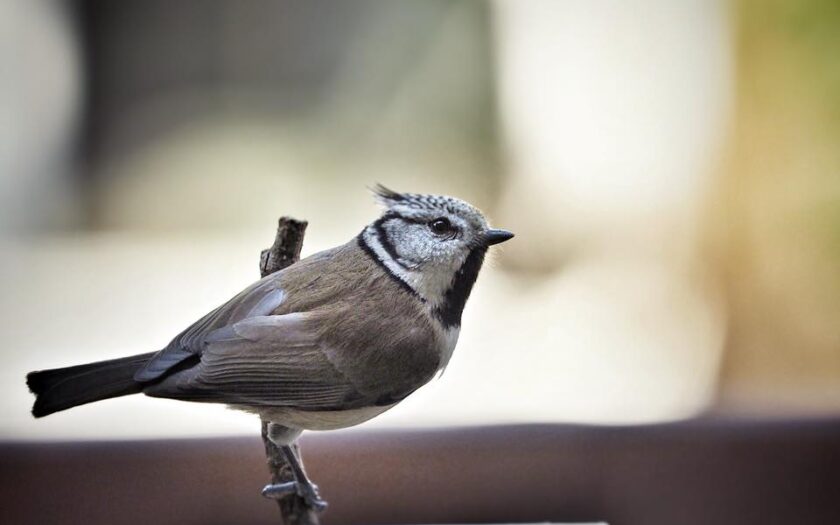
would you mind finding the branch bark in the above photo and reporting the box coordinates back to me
[258,217,319,525]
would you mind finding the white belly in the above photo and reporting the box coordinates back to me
[237,403,398,431]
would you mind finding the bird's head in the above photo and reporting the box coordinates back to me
[360,185,513,326]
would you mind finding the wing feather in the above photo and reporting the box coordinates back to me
[134,279,286,382]
[143,314,364,409]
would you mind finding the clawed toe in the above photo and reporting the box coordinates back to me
[262,482,297,499]
[298,482,328,511]
[261,481,328,511]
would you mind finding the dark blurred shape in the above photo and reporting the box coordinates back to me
[74,0,496,171]
[3,419,840,525]
[77,0,369,165]
[66,0,499,230]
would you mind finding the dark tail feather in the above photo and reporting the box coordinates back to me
[27,352,158,418]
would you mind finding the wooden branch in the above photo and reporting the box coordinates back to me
[258,217,319,525]
[260,217,307,278]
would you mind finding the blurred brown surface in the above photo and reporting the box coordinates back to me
[2,419,839,525]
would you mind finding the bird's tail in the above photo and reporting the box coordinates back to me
[26,352,158,418]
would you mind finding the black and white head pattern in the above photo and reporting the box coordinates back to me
[358,185,493,329]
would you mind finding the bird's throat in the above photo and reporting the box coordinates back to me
[432,246,486,328]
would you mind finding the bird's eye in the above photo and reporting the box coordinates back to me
[429,218,454,235]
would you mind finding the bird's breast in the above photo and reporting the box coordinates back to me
[436,325,460,372]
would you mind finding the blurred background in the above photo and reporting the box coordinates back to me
[1,0,839,442]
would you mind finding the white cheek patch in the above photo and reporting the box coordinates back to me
[362,227,420,289]
[362,226,462,309]
[382,221,430,269]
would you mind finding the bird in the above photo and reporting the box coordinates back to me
[26,186,514,509]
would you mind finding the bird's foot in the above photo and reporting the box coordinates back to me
[261,481,328,511]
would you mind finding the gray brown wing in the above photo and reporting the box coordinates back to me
[142,314,366,410]
[133,276,287,382]
[134,246,343,384]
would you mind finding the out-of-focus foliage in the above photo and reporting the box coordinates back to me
[774,0,840,122]
[715,0,840,411]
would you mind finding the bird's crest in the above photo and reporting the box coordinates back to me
[371,184,406,208]
[371,184,472,217]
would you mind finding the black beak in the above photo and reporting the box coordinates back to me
[483,229,515,246]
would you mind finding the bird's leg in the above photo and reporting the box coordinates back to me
[261,423,328,511]
[261,445,328,511]
[283,445,328,510]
